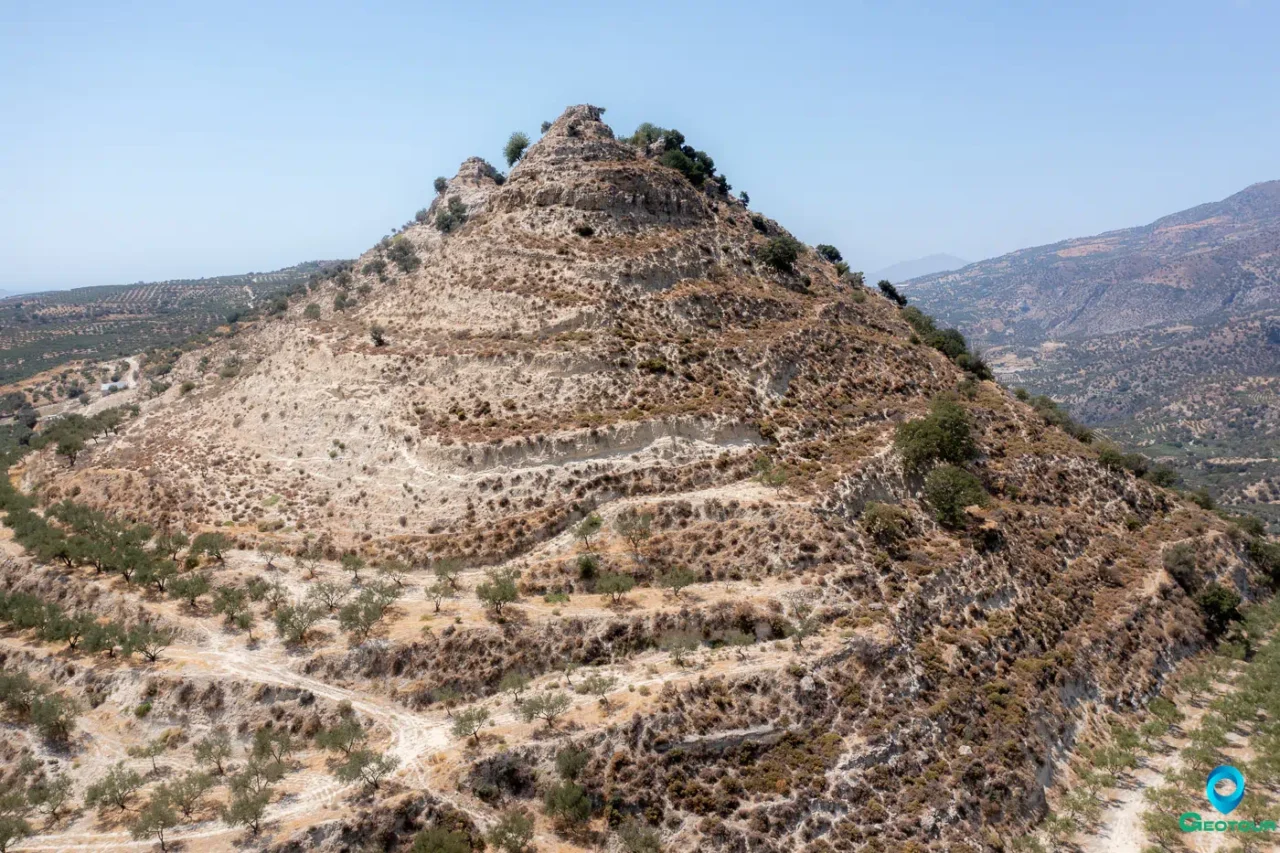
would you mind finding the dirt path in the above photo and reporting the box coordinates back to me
[16,617,817,851]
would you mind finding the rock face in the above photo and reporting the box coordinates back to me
[22,106,1274,850]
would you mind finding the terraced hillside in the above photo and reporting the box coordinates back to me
[1,106,1277,853]
[0,262,343,385]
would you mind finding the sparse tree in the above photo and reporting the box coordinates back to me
[614,510,653,560]
[84,763,143,813]
[719,628,755,659]
[518,691,572,729]
[334,748,398,791]
[476,568,520,619]
[165,771,214,818]
[252,726,294,765]
[129,622,174,662]
[273,601,324,645]
[169,572,211,608]
[307,580,349,612]
[127,736,169,773]
[26,772,73,820]
[341,553,365,584]
[660,631,700,666]
[487,808,534,853]
[193,729,233,775]
[0,816,32,853]
[222,788,271,835]
[433,559,462,590]
[451,707,490,745]
[500,671,530,701]
[316,717,367,756]
[658,567,697,598]
[574,513,603,554]
[426,580,453,613]
[190,532,231,563]
[597,573,635,604]
[129,793,179,851]
[576,673,618,711]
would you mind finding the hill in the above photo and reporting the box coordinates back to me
[871,252,967,283]
[1,106,1275,853]
[904,182,1280,528]
[0,261,345,385]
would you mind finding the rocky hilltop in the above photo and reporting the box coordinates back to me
[9,107,1277,852]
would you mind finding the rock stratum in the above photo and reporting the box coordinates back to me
[12,106,1277,852]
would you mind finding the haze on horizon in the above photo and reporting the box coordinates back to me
[2,0,1278,292]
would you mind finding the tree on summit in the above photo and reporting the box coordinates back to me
[504,132,530,166]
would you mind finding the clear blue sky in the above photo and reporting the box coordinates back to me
[2,0,1277,291]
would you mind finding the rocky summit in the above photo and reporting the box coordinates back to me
[5,106,1276,852]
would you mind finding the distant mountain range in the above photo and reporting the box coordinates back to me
[904,181,1280,343]
[903,180,1280,528]
[870,253,967,283]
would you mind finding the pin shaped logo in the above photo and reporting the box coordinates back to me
[1206,765,1245,815]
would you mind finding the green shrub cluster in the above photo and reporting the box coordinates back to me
[901,307,992,380]
[759,235,804,273]
[923,465,989,528]
[386,237,420,273]
[0,669,77,742]
[436,197,468,234]
[628,124,730,194]
[1011,389,1093,443]
[894,397,977,473]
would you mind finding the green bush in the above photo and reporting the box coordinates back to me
[1195,584,1241,640]
[815,244,843,263]
[1163,543,1198,593]
[894,397,976,473]
[386,238,420,272]
[923,465,988,528]
[759,235,803,273]
[436,197,468,234]
[302,303,321,320]
[878,280,908,306]
[504,132,530,166]
[861,502,911,550]
[434,176,447,194]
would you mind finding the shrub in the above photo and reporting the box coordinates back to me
[434,176,447,194]
[894,397,976,473]
[436,197,468,233]
[597,573,634,603]
[923,465,988,528]
[544,780,591,825]
[573,223,594,237]
[413,827,471,853]
[504,132,531,166]
[1027,394,1093,442]
[488,809,534,853]
[1162,543,1198,593]
[1196,584,1241,639]
[302,303,321,320]
[861,502,911,550]
[759,235,803,273]
[878,279,908,306]
[815,244,843,263]
[370,324,387,347]
[616,818,663,853]
[387,237,420,272]
[540,120,552,133]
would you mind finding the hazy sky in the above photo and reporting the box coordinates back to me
[2,0,1277,291]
